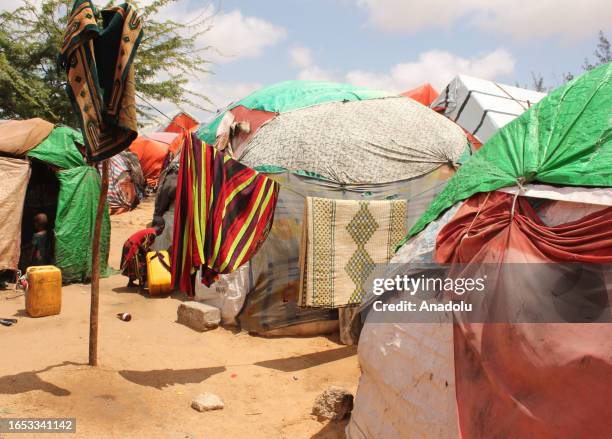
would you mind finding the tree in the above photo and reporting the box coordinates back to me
[0,0,212,127]
[522,31,610,91]
[530,72,546,92]
[582,30,612,71]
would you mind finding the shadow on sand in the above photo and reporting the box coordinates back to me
[310,419,349,439]
[0,361,85,397]
[118,366,226,390]
[253,346,356,373]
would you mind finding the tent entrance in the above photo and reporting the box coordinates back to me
[19,159,60,271]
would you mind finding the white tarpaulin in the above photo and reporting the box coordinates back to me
[347,207,461,439]
[432,75,545,144]
[0,157,31,270]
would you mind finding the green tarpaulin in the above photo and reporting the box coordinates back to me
[405,62,612,242]
[27,126,86,169]
[55,166,111,282]
[27,126,111,283]
[199,80,393,144]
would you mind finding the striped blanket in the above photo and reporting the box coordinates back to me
[60,0,143,161]
[299,197,407,307]
[172,133,279,294]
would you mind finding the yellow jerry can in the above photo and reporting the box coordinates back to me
[146,251,172,295]
[25,265,62,317]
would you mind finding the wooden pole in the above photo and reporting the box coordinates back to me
[89,160,109,366]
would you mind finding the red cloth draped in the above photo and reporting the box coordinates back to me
[436,191,612,439]
[171,134,279,295]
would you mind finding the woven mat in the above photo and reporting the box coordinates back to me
[300,197,407,307]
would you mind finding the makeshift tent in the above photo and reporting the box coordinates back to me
[0,124,111,283]
[431,75,545,147]
[164,112,198,134]
[0,157,31,271]
[105,151,146,215]
[26,126,111,282]
[409,62,611,240]
[349,63,612,439]
[401,83,439,106]
[0,118,53,156]
[194,80,468,334]
[128,133,176,188]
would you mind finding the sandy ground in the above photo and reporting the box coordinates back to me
[0,198,359,439]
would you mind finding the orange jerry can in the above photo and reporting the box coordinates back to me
[146,251,172,295]
[25,265,62,317]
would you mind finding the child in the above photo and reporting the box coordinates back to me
[29,213,53,267]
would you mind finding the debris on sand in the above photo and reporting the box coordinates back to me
[177,302,220,332]
[191,393,224,412]
[312,386,353,421]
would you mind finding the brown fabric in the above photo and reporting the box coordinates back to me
[60,0,143,162]
[436,191,612,439]
[0,119,53,156]
[0,157,31,270]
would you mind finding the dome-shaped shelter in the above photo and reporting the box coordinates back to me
[186,80,470,334]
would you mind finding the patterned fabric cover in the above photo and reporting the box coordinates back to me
[299,197,407,307]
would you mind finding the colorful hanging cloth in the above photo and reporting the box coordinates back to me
[172,133,279,294]
[60,0,143,161]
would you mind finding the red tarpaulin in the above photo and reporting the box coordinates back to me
[436,191,612,438]
[401,83,439,106]
[129,135,172,188]
[164,112,198,134]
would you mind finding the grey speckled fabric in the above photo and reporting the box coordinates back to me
[239,97,467,184]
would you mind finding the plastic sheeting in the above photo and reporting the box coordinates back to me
[164,112,198,134]
[129,135,171,188]
[195,264,250,326]
[348,204,460,439]
[347,322,458,439]
[240,97,467,184]
[0,118,54,156]
[55,166,111,283]
[0,158,31,270]
[239,166,454,332]
[27,126,86,169]
[199,80,394,144]
[401,83,439,106]
[106,151,146,215]
[431,75,545,144]
[409,62,612,239]
[436,191,612,438]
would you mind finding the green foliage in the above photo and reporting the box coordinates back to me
[0,0,211,127]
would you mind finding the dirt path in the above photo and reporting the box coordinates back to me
[0,198,358,439]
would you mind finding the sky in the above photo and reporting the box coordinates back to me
[2,0,612,124]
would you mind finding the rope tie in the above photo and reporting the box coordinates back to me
[510,177,527,219]
[463,191,492,240]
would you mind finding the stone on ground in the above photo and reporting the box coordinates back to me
[312,386,354,421]
[191,393,224,412]
[177,302,221,332]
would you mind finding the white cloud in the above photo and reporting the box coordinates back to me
[288,46,335,81]
[203,9,287,63]
[138,77,262,130]
[345,48,516,91]
[297,66,335,82]
[289,47,314,69]
[132,3,287,64]
[201,79,262,112]
[355,0,612,39]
